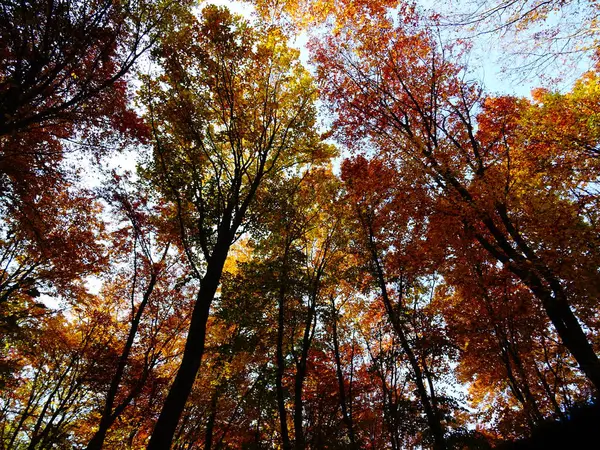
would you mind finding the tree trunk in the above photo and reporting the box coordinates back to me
[331,299,356,447]
[293,313,314,450]
[293,272,320,450]
[546,294,600,390]
[364,221,446,450]
[293,363,307,450]
[147,240,230,450]
[205,387,220,450]
[87,273,157,450]
[276,246,292,450]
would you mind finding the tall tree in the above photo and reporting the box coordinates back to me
[142,6,331,447]
[342,156,451,450]
[0,0,185,348]
[313,10,600,391]
[86,178,188,450]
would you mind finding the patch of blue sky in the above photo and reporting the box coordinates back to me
[416,0,596,97]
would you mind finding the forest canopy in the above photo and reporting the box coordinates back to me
[2,0,600,448]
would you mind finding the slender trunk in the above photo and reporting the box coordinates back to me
[538,337,567,420]
[293,314,313,450]
[148,239,230,450]
[499,344,537,429]
[331,299,356,446]
[422,357,445,436]
[87,273,157,450]
[294,273,320,450]
[32,375,83,449]
[215,377,260,450]
[378,363,399,450]
[254,389,262,449]
[293,367,306,450]
[364,221,446,450]
[276,246,292,450]
[205,388,219,450]
[386,310,445,450]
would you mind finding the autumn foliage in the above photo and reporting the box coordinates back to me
[2,0,600,449]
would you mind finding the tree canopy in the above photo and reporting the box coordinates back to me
[2,0,600,449]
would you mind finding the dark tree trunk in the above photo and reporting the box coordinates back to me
[331,299,356,447]
[147,239,230,450]
[205,388,220,450]
[276,278,292,450]
[276,244,292,450]
[293,309,314,450]
[544,293,600,390]
[293,262,322,450]
[364,221,446,450]
[87,273,157,450]
[293,362,307,450]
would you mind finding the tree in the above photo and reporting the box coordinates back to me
[0,0,178,232]
[0,184,191,449]
[0,0,186,359]
[0,185,107,387]
[436,252,586,439]
[313,9,600,391]
[258,170,342,450]
[342,155,455,450]
[141,6,332,447]
[0,294,120,449]
[328,293,359,448]
[85,178,190,450]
